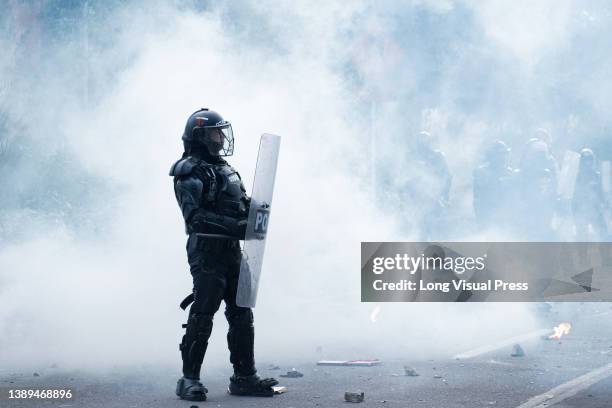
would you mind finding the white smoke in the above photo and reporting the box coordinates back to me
[5,0,607,371]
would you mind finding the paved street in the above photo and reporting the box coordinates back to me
[2,308,612,407]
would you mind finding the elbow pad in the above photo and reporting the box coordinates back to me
[174,176,204,223]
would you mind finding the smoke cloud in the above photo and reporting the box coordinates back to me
[3,0,608,371]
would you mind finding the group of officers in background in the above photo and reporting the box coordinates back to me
[395,130,610,242]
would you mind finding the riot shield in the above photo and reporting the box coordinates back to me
[236,134,281,308]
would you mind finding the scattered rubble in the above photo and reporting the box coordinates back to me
[267,364,281,370]
[344,391,365,403]
[272,386,287,394]
[317,359,381,367]
[280,369,304,378]
[404,366,419,376]
[33,372,40,377]
[511,344,525,357]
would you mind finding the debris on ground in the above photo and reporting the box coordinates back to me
[344,391,365,403]
[511,344,525,357]
[317,359,381,367]
[267,364,281,370]
[433,374,443,379]
[280,369,304,378]
[189,405,198,408]
[404,366,419,376]
[33,372,40,377]
[272,386,287,394]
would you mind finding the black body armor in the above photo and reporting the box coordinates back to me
[170,156,250,238]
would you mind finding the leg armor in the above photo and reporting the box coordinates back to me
[180,240,228,379]
[180,312,214,380]
[225,306,256,377]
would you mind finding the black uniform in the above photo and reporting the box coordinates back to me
[171,108,278,401]
[512,139,558,240]
[401,132,452,240]
[473,141,515,228]
[170,153,255,380]
[572,149,607,240]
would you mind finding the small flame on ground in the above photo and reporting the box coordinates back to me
[549,322,572,340]
[370,305,381,323]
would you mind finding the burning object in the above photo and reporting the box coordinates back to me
[345,391,365,403]
[549,323,572,340]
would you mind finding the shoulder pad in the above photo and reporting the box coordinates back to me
[169,157,196,177]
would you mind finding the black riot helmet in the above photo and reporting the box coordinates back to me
[485,140,511,167]
[579,148,596,171]
[182,108,234,156]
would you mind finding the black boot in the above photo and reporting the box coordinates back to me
[176,377,208,401]
[228,373,279,397]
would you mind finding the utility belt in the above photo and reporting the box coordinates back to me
[187,233,240,252]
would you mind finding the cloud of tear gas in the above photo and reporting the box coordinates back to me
[3,0,610,371]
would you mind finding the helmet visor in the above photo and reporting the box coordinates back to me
[194,123,234,156]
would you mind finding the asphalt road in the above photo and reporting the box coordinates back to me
[2,309,612,408]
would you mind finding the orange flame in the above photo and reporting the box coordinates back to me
[549,322,572,340]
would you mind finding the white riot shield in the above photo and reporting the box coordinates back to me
[236,134,281,308]
[558,150,581,199]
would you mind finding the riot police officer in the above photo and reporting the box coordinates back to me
[170,108,278,401]
[400,131,452,239]
[473,140,515,228]
[573,148,607,240]
[512,138,559,240]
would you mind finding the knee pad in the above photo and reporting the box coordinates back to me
[180,314,215,373]
[180,313,214,350]
[189,313,214,337]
